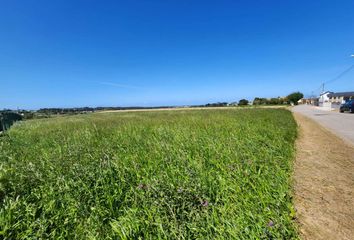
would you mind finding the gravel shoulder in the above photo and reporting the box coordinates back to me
[293,113,354,240]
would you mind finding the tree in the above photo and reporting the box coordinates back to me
[286,92,304,105]
[205,102,228,107]
[238,99,249,106]
[253,97,268,105]
[269,98,280,105]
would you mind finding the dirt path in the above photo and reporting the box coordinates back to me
[293,113,354,240]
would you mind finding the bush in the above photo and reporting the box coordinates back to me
[286,92,304,105]
[238,99,249,106]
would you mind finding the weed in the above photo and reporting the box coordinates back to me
[0,109,298,239]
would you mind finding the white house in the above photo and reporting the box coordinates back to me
[318,91,333,106]
[328,91,354,104]
[318,91,354,110]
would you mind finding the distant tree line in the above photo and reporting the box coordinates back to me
[37,107,96,115]
[253,97,287,105]
[253,92,303,105]
[204,102,228,107]
[193,100,249,107]
[238,99,249,106]
[37,106,178,115]
[1,92,304,121]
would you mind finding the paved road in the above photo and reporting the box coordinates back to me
[292,105,354,145]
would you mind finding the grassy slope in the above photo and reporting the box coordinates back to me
[0,109,298,239]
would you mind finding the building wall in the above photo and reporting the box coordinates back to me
[319,92,331,105]
[329,96,345,104]
[329,96,353,104]
[321,102,341,110]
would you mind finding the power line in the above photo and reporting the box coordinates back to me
[324,64,354,85]
[310,63,354,96]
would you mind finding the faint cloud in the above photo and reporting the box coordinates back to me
[96,81,141,89]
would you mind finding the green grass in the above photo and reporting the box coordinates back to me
[0,108,298,239]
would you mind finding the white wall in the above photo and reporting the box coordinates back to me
[319,92,331,103]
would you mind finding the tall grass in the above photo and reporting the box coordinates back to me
[0,109,298,239]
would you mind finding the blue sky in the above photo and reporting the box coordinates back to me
[1,0,354,109]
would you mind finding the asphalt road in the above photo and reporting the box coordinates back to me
[292,105,354,145]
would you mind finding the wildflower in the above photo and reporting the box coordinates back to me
[137,183,148,190]
[268,220,274,227]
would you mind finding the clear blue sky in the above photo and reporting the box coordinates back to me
[1,0,354,109]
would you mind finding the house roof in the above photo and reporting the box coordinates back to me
[328,92,354,98]
[319,91,333,96]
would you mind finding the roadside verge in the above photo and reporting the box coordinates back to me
[293,113,354,239]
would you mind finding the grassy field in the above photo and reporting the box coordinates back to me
[0,109,298,239]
